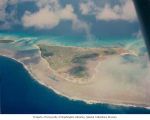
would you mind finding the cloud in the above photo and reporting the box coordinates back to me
[22,0,90,34]
[60,4,77,21]
[97,0,137,22]
[22,3,79,29]
[22,7,60,29]
[80,1,97,15]
[22,3,77,29]
[36,0,60,10]
[80,0,137,22]
[0,0,8,21]
[96,4,120,21]
[0,0,19,29]
[0,0,18,21]
[92,54,150,102]
[133,30,143,39]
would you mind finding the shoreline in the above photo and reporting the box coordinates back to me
[37,42,127,50]
[0,50,150,110]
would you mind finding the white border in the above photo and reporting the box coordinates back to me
[0,114,150,120]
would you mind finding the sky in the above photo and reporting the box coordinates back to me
[0,0,141,38]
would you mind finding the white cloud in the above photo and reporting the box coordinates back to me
[0,0,18,21]
[92,55,150,101]
[80,0,137,22]
[96,4,120,21]
[121,0,137,21]
[133,29,143,39]
[22,3,77,29]
[80,1,97,15]
[0,0,8,21]
[22,0,90,34]
[60,4,77,21]
[22,7,60,29]
[36,0,60,10]
[0,0,19,29]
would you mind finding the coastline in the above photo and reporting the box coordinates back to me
[0,46,150,109]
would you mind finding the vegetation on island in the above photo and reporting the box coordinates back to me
[38,44,119,80]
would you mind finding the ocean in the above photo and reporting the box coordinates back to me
[0,32,150,114]
[0,56,150,114]
[0,32,143,49]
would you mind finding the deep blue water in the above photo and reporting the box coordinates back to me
[0,56,150,114]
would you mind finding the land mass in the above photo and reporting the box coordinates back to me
[0,40,14,43]
[38,44,121,83]
[0,43,150,108]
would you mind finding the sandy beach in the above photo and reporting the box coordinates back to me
[0,45,150,108]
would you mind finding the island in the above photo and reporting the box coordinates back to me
[0,42,150,108]
[0,40,14,43]
[38,44,124,83]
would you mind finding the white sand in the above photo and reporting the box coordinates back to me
[0,48,150,108]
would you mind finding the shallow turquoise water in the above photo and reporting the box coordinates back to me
[0,32,143,48]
